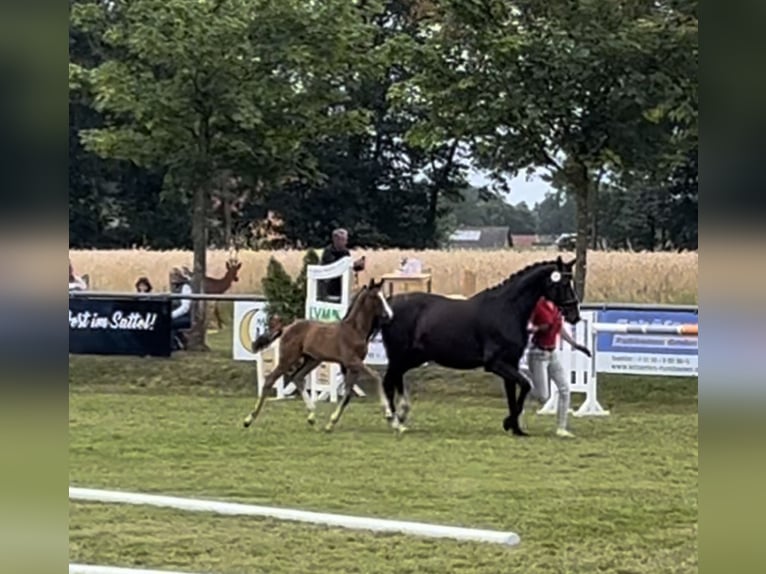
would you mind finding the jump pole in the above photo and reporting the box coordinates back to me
[70,566,205,574]
[70,487,520,547]
[591,323,698,335]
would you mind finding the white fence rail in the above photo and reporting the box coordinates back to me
[69,291,267,302]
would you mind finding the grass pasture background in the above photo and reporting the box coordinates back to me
[69,328,698,574]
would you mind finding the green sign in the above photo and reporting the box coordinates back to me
[308,305,342,322]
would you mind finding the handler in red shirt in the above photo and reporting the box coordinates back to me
[525,296,591,438]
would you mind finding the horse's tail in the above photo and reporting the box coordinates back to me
[252,314,285,353]
[252,329,283,353]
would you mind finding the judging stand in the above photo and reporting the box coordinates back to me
[380,258,432,297]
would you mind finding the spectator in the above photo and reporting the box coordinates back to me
[135,276,153,293]
[169,267,192,350]
[319,228,365,301]
[69,260,87,291]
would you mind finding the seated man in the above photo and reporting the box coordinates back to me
[319,228,365,301]
[169,267,192,350]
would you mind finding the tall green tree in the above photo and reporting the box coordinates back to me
[443,185,537,232]
[593,145,697,251]
[262,0,467,249]
[70,0,372,348]
[534,191,576,236]
[393,0,697,297]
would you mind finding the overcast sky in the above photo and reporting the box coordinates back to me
[466,167,553,207]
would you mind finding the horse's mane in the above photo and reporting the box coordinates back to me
[341,285,367,320]
[475,259,557,299]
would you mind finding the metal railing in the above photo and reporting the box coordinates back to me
[580,302,697,313]
[68,290,267,302]
[68,290,696,312]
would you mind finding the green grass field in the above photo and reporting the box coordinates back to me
[69,330,698,574]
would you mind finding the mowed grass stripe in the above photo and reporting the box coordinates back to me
[70,500,697,574]
[70,503,519,574]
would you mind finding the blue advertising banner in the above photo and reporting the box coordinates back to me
[595,309,698,376]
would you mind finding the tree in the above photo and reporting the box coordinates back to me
[593,145,697,251]
[262,249,320,323]
[534,191,576,236]
[664,146,698,250]
[70,0,372,348]
[393,0,698,297]
[69,0,239,250]
[261,0,467,249]
[444,185,537,232]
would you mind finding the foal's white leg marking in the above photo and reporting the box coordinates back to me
[390,415,407,433]
[378,292,394,319]
[301,388,317,424]
[301,389,316,412]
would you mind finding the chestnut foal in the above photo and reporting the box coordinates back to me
[242,278,393,432]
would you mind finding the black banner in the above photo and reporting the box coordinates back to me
[69,297,172,357]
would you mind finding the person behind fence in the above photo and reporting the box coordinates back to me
[135,276,153,293]
[319,228,365,301]
[523,295,592,438]
[69,260,87,291]
[169,267,192,350]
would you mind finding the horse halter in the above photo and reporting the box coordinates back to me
[556,297,580,310]
[364,279,393,320]
[548,269,579,309]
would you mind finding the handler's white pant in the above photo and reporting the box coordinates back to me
[525,347,571,430]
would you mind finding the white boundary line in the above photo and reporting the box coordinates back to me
[70,487,520,546]
[70,565,206,574]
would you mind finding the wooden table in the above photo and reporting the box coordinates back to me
[380,272,433,297]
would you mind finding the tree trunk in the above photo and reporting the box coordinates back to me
[573,184,589,301]
[186,182,209,351]
[589,179,598,250]
[425,141,459,247]
[186,109,213,351]
[425,185,439,247]
[565,158,590,301]
[223,193,232,248]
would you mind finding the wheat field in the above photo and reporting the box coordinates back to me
[69,248,697,303]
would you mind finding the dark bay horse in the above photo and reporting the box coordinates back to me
[377,257,581,436]
[243,278,394,432]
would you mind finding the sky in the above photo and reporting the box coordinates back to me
[467,167,553,207]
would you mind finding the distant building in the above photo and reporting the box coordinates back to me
[445,227,550,250]
[446,227,511,249]
[509,234,539,249]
